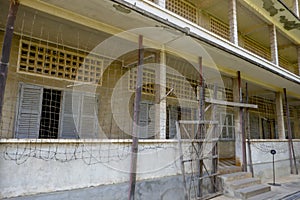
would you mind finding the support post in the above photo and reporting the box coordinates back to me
[197,56,204,198]
[229,0,238,45]
[0,0,19,121]
[156,0,166,8]
[283,88,298,175]
[294,0,299,17]
[128,35,144,200]
[269,24,278,65]
[245,83,254,176]
[155,48,166,139]
[238,72,247,172]
[297,46,300,76]
[275,92,285,139]
[211,84,218,192]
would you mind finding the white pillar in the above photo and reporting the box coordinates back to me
[269,24,279,65]
[229,0,238,45]
[157,0,166,8]
[294,0,299,17]
[275,92,286,139]
[155,49,167,139]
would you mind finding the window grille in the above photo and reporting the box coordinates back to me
[129,67,198,101]
[210,17,230,41]
[166,0,197,23]
[129,68,156,95]
[18,39,103,85]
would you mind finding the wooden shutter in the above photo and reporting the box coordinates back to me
[15,84,43,138]
[60,91,81,138]
[138,101,155,139]
[79,94,99,139]
[168,106,178,139]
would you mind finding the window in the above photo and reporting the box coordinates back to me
[220,112,235,139]
[15,84,98,139]
[138,101,155,139]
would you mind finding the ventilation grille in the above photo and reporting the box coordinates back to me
[210,17,229,41]
[129,67,198,101]
[18,39,103,85]
[129,68,156,95]
[166,0,197,23]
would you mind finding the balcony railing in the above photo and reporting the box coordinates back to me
[146,0,299,76]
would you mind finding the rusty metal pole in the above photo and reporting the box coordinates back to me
[197,56,204,198]
[0,0,19,121]
[237,71,247,172]
[283,88,298,175]
[128,35,144,200]
[245,83,254,176]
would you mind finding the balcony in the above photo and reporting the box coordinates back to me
[148,0,299,76]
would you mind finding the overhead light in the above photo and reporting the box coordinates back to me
[113,4,131,14]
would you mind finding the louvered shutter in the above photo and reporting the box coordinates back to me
[138,101,155,139]
[60,91,81,138]
[15,84,43,138]
[79,94,98,139]
[168,106,178,139]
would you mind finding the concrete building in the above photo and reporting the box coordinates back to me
[0,0,300,199]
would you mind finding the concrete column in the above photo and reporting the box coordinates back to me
[294,0,299,18]
[156,0,166,8]
[275,92,286,139]
[298,46,300,76]
[232,77,242,166]
[155,49,167,139]
[229,0,238,45]
[269,24,279,65]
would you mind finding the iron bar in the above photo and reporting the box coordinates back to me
[237,71,247,172]
[283,88,298,175]
[245,83,254,177]
[0,0,19,121]
[128,35,144,200]
[197,56,204,198]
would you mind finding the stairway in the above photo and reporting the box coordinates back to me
[218,172,278,199]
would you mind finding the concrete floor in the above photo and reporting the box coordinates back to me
[213,174,300,200]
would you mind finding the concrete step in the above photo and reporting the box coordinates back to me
[229,178,261,190]
[247,191,280,200]
[218,166,242,175]
[219,172,252,183]
[223,177,261,196]
[234,184,271,199]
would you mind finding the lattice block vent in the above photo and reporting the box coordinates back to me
[129,67,156,95]
[166,74,198,100]
[166,0,197,23]
[210,17,229,41]
[18,39,103,85]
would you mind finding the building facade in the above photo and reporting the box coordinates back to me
[0,0,300,199]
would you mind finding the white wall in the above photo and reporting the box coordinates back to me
[248,140,300,182]
[0,140,190,198]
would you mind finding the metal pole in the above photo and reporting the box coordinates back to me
[283,88,298,175]
[245,83,254,176]
[237,71,247,172]
[272,154,275,185]
[197,56,204,198]
[0,0,19,121]
[128,35,144,200]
